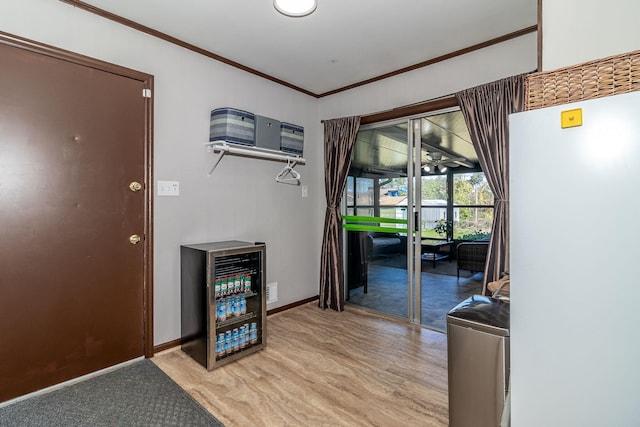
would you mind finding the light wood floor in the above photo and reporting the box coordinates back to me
[152,302,449,426]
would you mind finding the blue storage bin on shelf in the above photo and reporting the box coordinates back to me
[280,122,304,155]
[209,108,255,146]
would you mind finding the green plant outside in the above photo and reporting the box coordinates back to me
[432,219,452,237]
[457,230,491,240]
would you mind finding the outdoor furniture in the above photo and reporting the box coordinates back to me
[347,231,368,294]
[421,239,454,268]
[456,241,489,278]
[367,232,405,258]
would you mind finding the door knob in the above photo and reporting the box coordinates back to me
[129,234,142,245]
[129,181,143,192]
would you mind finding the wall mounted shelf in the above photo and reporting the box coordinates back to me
[206,141,305,185]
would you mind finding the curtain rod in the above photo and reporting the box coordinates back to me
[321,70,536,125]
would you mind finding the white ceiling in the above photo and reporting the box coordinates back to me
[78,0,538,96]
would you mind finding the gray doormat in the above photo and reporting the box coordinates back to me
[0,360,224,427]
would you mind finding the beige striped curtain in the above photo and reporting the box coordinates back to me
[455,74,526,294]
[319,116,361,311]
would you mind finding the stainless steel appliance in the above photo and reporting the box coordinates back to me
[447,296,510,427]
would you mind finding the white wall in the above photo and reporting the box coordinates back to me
[542,0,640,71]
[319,33,538,119]
[0,0,322,346]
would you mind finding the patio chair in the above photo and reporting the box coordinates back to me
[456,241,489,278]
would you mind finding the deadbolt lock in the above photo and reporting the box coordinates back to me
[129,234,142,245]
[129,181,143,192]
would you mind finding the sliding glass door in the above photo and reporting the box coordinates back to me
[344,121,412,319]
[344,108,487,331]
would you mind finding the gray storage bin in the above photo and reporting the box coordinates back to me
[255,115,281,151]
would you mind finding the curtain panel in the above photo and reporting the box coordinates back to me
[455,74,527,294]
[319,116,361,311]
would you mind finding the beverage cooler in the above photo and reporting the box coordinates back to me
[180,240,266,370]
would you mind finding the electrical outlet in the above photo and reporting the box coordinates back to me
[301,185,308,198]
[266,282,278,304]
[157,180,179,196]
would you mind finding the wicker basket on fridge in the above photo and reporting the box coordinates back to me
[525,50,640,111]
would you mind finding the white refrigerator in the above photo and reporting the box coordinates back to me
[509,91,640,427]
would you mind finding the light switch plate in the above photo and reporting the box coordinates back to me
[157,180,179,196]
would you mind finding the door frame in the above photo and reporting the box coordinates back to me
[0,31,155,357]
[408,119,422,324]
[344,110,464,326]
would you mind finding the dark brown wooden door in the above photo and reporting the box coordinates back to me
[0,40,149,402]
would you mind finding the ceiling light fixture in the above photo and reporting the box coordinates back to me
[274,0,317,17]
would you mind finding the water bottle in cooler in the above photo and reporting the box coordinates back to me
[240,296,247,315]
[239,325,247,349]
[216,299,227,322]
[232,328,240,352]
[225,297,233,319]
[232,297,237,317]
[249,322,258,344]
[216,333,226,358]
[224,330,232,354]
